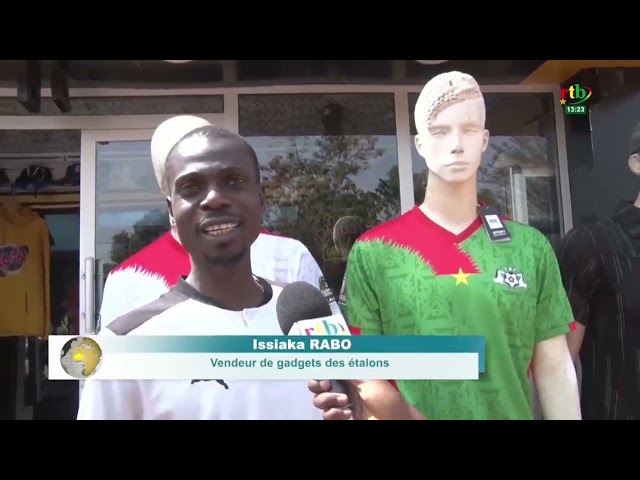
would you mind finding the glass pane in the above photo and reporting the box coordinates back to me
[239,93,400,298]
[95,140,169,290]
[409,92,563,246]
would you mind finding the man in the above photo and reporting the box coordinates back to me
[77,124,323,420]
[98,115,339,331]
[558,121,640,420]
[311,71,580,420]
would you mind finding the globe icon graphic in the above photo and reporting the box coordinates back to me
[60,337,103,379]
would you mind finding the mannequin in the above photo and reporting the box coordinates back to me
[311,71,581,420]
[558,121,640,420]
[333,216,366,261]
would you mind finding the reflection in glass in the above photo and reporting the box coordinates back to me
[409,92,563,245]
[240,94,400,297]
[95,140,169,286]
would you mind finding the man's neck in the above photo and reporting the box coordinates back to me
[634,191,640,209]
[186,258,264,311]
[420,174,479,235]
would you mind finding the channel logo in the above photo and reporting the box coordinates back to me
[288,316,350,336]
[560,83,592,115]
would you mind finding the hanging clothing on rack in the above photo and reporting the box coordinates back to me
[0,199,51,337]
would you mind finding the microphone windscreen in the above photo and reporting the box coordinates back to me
[276,281,333,335]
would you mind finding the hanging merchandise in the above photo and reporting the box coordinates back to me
[60,163,80,187]
[14,165,54,194]
[0,197,51,337]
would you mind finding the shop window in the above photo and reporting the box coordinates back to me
[0,128,81,419]
[239,93,401,297]
[409,92,564,245]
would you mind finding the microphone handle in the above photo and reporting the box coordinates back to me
[316,379,349,399]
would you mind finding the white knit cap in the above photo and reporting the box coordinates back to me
[414,71,484,133]
[151,115,212,194]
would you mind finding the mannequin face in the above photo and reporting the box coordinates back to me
[415,97,489,184]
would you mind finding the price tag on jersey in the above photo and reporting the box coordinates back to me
[478,206,511,242]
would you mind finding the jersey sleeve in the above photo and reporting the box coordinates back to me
[534,233,575,343]
[342,242,382,335]
[296,247,341,315]
[556,226,599,327]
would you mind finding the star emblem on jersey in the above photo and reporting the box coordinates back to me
[492,267,528,289]
[452,268,471,286]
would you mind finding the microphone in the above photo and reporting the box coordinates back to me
[276,281,351,397]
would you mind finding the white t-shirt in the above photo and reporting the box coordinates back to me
[77,279,323,420]
[98,231,340,330]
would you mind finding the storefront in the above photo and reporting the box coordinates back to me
[0,59,636,420]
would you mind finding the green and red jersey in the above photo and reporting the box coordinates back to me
[341,206,575,420]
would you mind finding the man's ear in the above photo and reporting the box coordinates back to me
[629,153,640,176]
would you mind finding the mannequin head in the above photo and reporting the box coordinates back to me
[414,71,489,185]
[333,216,366,261]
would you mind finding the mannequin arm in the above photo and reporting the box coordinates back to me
[532,334,581,420]
[566,322,586,361]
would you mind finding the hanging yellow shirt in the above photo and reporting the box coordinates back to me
[0,205,51,337]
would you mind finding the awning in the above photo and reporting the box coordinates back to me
[521,60,640,84]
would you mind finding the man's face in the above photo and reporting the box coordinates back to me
[165,134,264,266]
[415,98,489,184]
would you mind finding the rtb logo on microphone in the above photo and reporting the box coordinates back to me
[288,315,351,336]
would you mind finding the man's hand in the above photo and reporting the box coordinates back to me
[308,380,365,420]
[309,379,427,420]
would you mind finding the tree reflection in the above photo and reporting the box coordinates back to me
[109,210,169,265]
[261,134,399,294]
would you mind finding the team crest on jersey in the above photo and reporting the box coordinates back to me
[318,276,336,303]
[493,267,528,289]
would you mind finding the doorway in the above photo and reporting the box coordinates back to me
[0,129,80,420]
